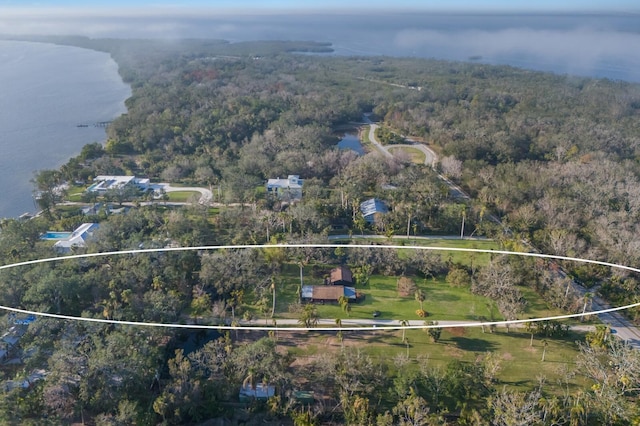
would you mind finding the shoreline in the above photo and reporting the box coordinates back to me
[0,40,131,220]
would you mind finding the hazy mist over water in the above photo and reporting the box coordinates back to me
[2,11,639,81]
[0,11,639,217]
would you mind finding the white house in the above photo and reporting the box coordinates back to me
[266,175,304,200]
[88,175,150,193]
[54,223,99,253]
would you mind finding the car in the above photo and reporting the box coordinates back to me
[372,310,381,318]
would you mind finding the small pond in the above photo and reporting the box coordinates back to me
[337,133,365,155]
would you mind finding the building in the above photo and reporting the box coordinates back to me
[360,198,389,223]
[327,266,353,286]
[239,383,275,402]
[266,175,304,200]
[88,175,150,193]
[53,223,99,253]
[301,285,356,303]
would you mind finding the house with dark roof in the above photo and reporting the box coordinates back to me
[360,198,388,223]
[327,266,353,286]
[301,285,356,303]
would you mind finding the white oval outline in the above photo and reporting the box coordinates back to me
[0,243,639,331]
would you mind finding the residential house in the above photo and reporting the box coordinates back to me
[53,223,99,253]
[360,198,389,223]
[301,285,356,303]
[266,175,304,200]
[88,175,150,193]
[327,266,353,286]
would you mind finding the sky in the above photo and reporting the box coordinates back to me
[0,0,638,13]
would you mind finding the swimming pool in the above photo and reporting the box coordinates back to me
[41,231,72,240]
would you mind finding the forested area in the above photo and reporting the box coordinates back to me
[0,37,639,424]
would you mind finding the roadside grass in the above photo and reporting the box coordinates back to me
[387,146,426,164]
[360,125,371,144]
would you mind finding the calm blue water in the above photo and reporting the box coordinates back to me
[0,41,131,218]
[338,134,365,155]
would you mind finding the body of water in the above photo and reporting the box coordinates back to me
[337,133,365,155]
[0,41,131,218]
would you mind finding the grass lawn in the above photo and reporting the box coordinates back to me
[370,327,582,391]
[281,326,586,393]
[387,146,426,164]
[167,191,200,202]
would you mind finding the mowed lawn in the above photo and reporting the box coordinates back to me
[166,191,201,202]
[284,326,586,393]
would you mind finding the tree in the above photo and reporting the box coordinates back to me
[270,276,277,318]
[400,320,409,343]
[414,289,426,311]
[425,321,441,343]
[489,387,542,426]
[299,304,319,328]
[575,339,640,424]
[397,276,417,297]
[581,292,593,321]
[445,267,471,288]
[393,391,431,426]
[585,324,611,349]
[338,295,351,317]
[336,318,344,349]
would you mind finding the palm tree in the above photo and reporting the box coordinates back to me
[541,339,548,362]
[338,295,350,317]
[415,289,426,311]
[580,292,593,322]
[270,276,276,318]
[400,319,409,343]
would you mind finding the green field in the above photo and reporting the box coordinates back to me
[388,146,426,164]
[283,326,586,393]
[166,191,200,202]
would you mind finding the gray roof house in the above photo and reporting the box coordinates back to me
[360,198,389,223]
[266,175,303,201]
[54,223,99,253]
